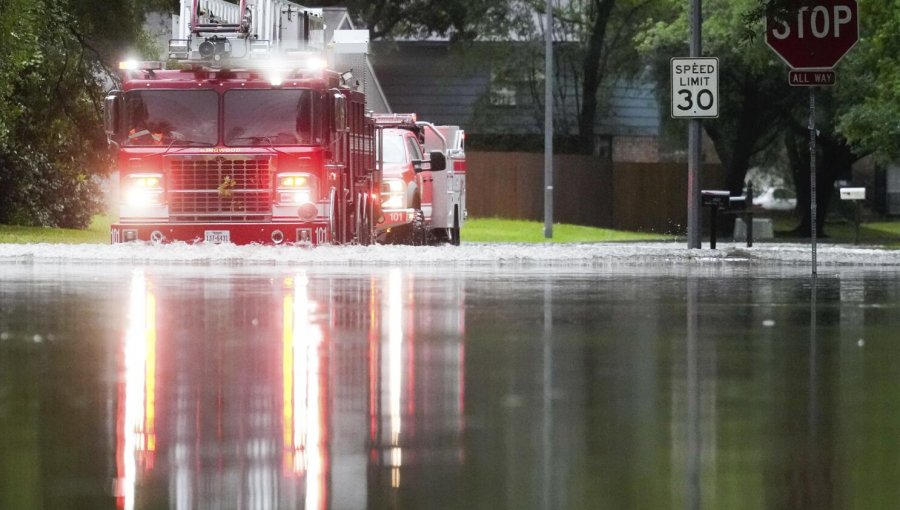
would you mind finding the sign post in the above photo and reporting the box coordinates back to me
[765,0,859,275]
[671,56,718,249]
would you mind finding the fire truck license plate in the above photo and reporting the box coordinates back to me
[204,230,231,243]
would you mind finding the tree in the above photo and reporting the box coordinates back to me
[528,0,667,151]
[302,0,520,41]
[834,0,900,161]
[638,0,802,193]
[0,0,166,228]
[638,0,871,236]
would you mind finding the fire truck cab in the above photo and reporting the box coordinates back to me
[104,0,377,246]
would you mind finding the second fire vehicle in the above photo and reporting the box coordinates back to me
[373,114,466,245]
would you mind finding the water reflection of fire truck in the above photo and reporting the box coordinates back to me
[114,269,464,508]
[106,0,377,245]
[373,114,466,245]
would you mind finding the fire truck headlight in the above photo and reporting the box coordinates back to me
[276,173,316,207]
[279,190,312,204]
[124,173,164,207]
[381,178,405,209]
[267,71,284,87]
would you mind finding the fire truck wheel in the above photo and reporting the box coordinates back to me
[356,192,372,246]
[328,187,338,243]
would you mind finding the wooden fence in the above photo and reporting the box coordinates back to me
[466,152,724,234]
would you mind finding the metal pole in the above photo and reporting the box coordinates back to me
[810,88,817,274]
[687,0,703,249]
[544,0,554,239]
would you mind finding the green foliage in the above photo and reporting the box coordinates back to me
[835,0,900,161]
[0,0,165,228]
[0,215,110,244]
[637,0,800,169]
[0,1,105,227]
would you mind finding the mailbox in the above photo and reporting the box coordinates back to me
[839,187,866,245]
[729,195,748,209]
[701,190,730,208]
[701,190,732,250]
[840,187,865,201]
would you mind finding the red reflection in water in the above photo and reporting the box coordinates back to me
[113,270,465,508]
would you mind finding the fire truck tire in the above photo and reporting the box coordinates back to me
[328,187,339,243]
[411,209,427,246]
[356,192,372,246]
[450,206,461,246]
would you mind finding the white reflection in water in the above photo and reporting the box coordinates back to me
[283,272,326,510]
[388,268,404,487]
[116,270,157,510]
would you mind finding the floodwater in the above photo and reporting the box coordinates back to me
[1,256,900,510]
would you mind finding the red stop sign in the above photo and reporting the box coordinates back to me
[766,0,859,69]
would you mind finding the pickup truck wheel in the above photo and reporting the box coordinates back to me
[410,209,427,246]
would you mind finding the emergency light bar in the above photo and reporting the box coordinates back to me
[119,60,162,71]
[372,113,418,126]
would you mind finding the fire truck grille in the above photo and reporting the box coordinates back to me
[166,156,273,220]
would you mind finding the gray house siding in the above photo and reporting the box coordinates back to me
[371,41,660,142]
[372,43,487,127]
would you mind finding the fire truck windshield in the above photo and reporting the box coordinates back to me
[124,90,218,146]
[224,89,317,146]
[378,133,408,164]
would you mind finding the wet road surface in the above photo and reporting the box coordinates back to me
[2,260,900,509]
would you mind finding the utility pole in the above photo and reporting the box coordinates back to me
[544,0,554,239]
[687,0,702,249]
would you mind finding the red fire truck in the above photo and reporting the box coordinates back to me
[104,0,377,245]
[373,114,466,245]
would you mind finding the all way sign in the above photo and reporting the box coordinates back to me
[789,69,836,87]
[671,57,719,118]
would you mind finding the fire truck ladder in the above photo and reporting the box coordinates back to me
[190,0,247,34]
[175,0,328,63]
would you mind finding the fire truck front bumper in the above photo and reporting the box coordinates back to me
[111,222,332,246]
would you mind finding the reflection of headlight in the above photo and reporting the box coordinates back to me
[124,173,164,207]
[381,178,405,209]
[276,173,316,205]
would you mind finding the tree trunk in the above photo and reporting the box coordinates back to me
[788,128,856,237]
[577,0,616,153]
[705,76,773,196]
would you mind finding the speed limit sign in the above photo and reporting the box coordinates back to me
[671,57,719,118]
